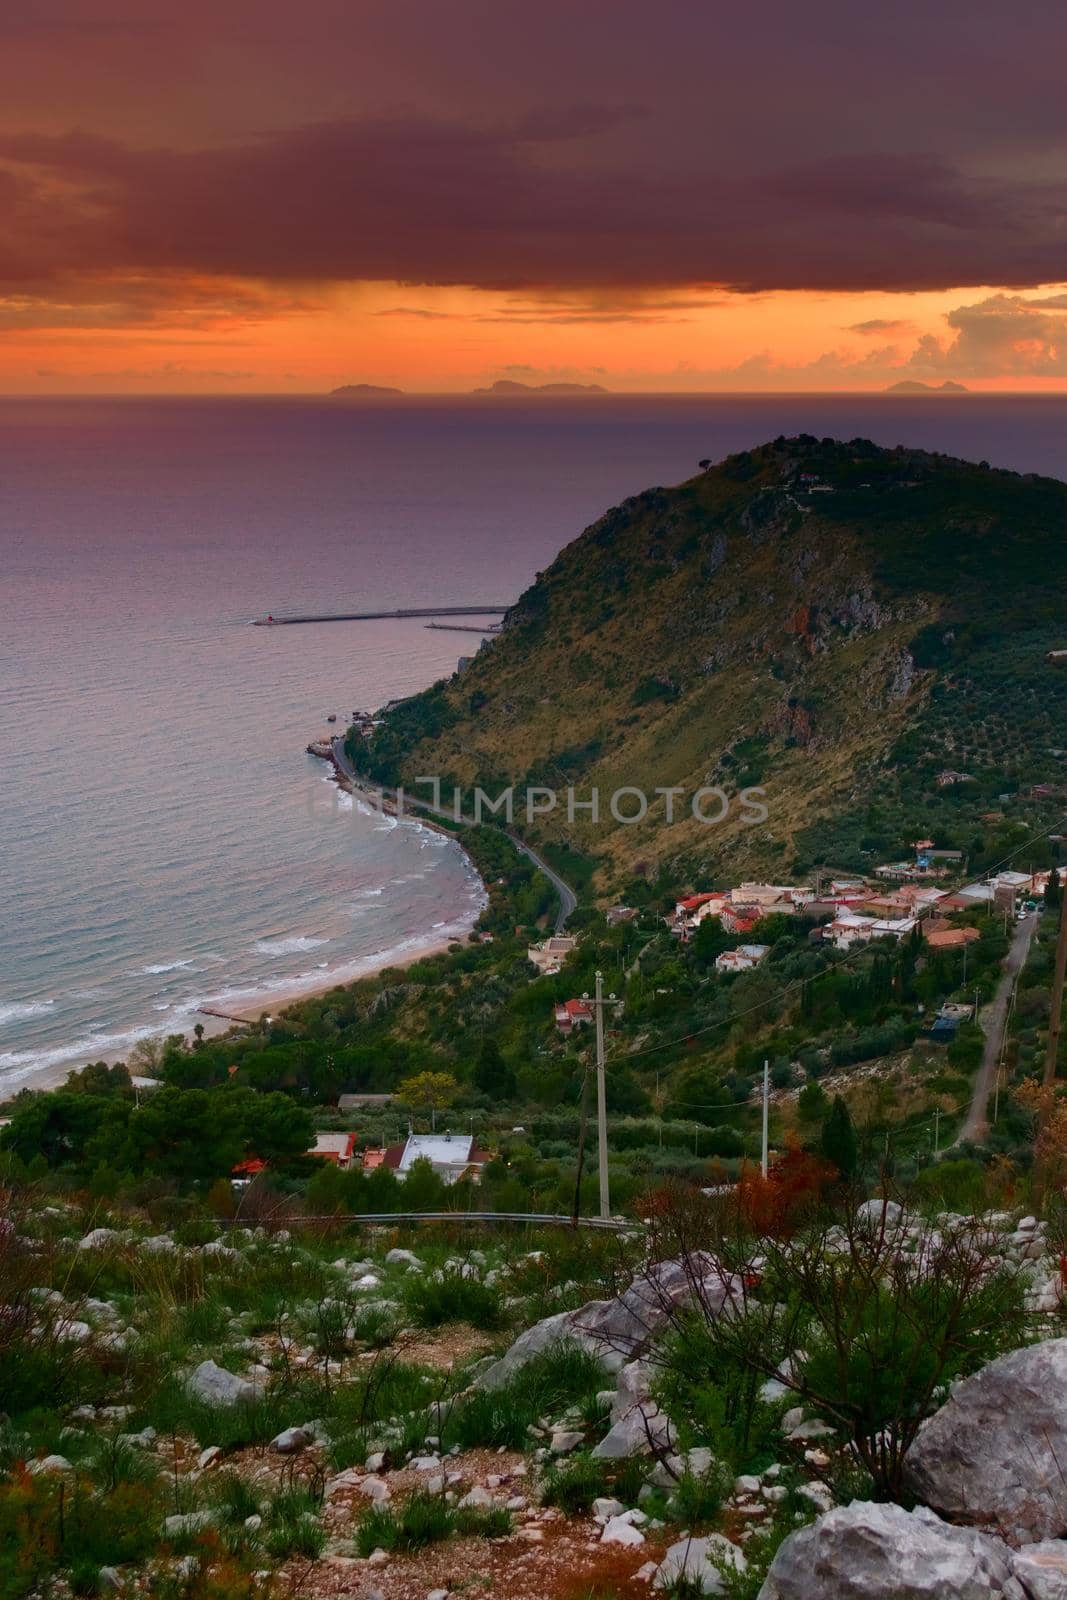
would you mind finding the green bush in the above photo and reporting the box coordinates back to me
[540,1454,647,1516]
[263,1489,325,1560]
[402,1269,506,1331]
[354,1492,511,1557]
[441,1341,607,1451]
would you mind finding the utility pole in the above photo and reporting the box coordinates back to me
[587,971,621,1220]
[1045,888,1067,1085]
[761,1059,770,1178]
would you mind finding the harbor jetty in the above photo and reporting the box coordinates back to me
[254,605,508,627]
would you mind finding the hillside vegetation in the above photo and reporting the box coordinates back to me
[350,436,1067,893]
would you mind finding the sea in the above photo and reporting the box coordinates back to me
[4,392,1067,1091]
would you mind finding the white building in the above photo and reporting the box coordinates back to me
[394,1132,489,1186]
[715,943,771,974]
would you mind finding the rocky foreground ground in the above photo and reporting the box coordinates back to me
[7,1198,1067,1598]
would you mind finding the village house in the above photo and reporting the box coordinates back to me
[554,997,594,1034]
[670,892,728,938]
[721,906,762,936]
[822,911,919,950]
[989,869,1035,895]
[527,934,578,974]
[336,1093,394,1113]
[715,943,770,974]
[936,770,975,787]
[925,927,982,949]
[606,905,638,926]
[731,882,814,910]
[306,1132,357,1169]
[861,892,916,919]
[378,1132,491,1187]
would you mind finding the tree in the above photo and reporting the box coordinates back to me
[306,1161,349,1215]
[647,1192,1026,1501]
[1048,867,1061,910]
[402,1155,447,1211]
[396,1071,460,1122]
[473,1036,516,1099]
[820,1094,858,1180]
[797,1080,829,1123]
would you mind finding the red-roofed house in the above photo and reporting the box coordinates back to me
[232,1157,267,1179]
[721,907,760,935]
[555,997,595,1034]
[307,1132,357,1168]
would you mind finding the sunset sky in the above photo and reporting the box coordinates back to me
[4,0,1067,394]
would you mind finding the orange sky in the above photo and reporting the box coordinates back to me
[4,1,1067,394]
[11,280,1067,395]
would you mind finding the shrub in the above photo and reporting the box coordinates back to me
[263,1489,325,1560]
[440,1342,607,1452]
[354,1492,510,1557]
[539,1454,646,1517]
[402,1269,506,1331]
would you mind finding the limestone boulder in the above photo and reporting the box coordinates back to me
[655,1533,746,1594]
[1012,1542,1067,1600]
[184,1359,256,1407]
[904,1339,1067,1542]
[757,1502,1022,1599]
[477,1254,739,1389]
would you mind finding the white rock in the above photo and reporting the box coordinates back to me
[163,1511,215,1538]
[270,1427,312,1454]
[593,1497,625,1522]
[78,1228,121,1250]
[655,1533,745,1594]
[29,1455,72,1475]
[459,1486,493,1509]
[385,1248,421,1268]
[1012,1540,1067,1598]
[184,1360,255,1407]
[905,1338,1067,1541]
[601,1515,645,1547]
[54,1319,92,1344]
[549,1430,584,1455]
[759,1502,1018,1599]
[854,1199,903,1230]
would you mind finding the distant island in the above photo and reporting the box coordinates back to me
[470,379,609,396]
[885,380,969,394]
[330,383,406,397]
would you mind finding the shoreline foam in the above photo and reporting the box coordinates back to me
[1,751,487,1101]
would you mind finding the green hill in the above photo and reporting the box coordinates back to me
[349,436,1067,893]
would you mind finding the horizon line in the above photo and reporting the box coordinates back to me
[2,387,1065,401]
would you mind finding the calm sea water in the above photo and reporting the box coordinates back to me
[4,393,1067,1088]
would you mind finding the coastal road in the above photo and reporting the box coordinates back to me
[957,909,1037,1145]
[507,832,577,932]
[330,737,576,931]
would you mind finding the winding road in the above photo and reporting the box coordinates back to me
[330,737,576,930]
[957,908,1037,1144]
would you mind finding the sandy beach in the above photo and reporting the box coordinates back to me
[7,934,465,1099]
[220,934,461,1023]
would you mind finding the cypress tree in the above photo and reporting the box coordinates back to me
[820,1094,858,1180]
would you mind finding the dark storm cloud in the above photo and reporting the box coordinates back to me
[2,0,1067,297]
